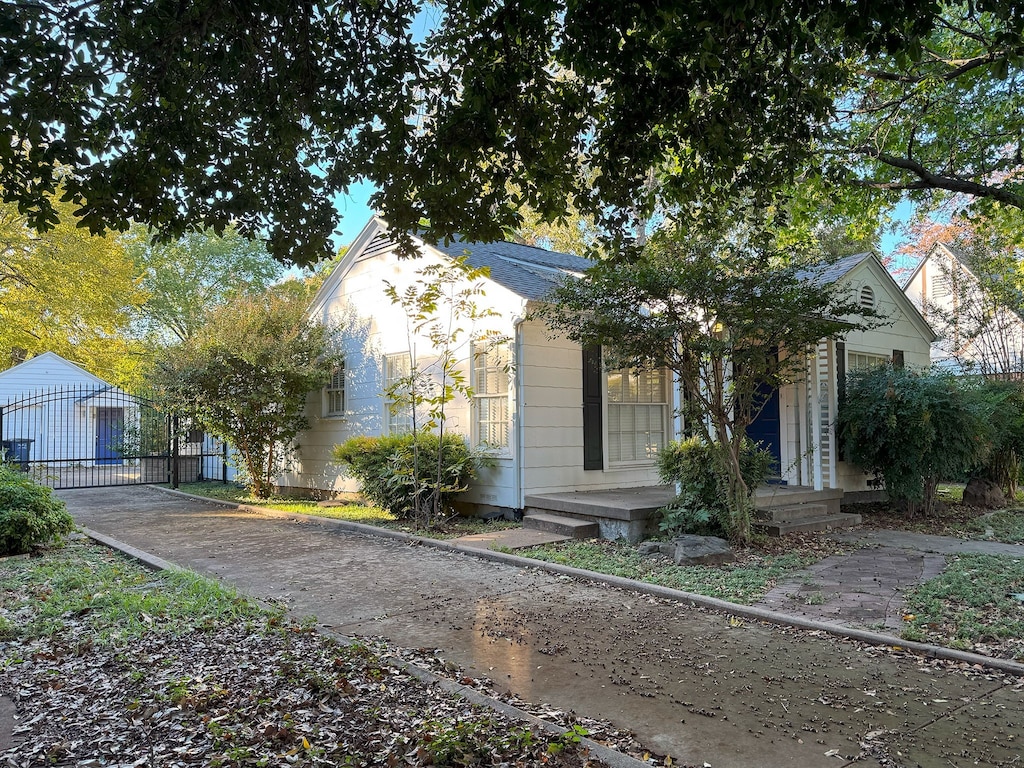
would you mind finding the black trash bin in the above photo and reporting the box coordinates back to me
[1,438,34,471]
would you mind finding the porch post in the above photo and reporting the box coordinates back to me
[811,346,824,491]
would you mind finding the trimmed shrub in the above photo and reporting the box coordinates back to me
[0,465,75,555]
[656,437,773,538]
[332,432,477,521]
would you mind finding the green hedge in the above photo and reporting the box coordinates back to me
[332,432,476,520]
[0,465,75,555]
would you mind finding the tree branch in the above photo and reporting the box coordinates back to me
[852,146,1024,207]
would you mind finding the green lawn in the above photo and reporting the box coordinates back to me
[517,538,823,604]
[901,554,1024,659]
[172,482,517,539]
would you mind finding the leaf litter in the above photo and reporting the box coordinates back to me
[0,544,605,767]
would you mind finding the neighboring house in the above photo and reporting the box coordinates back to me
[281,218,935,512]
[902,242,1024,376]
[0,352,131,468]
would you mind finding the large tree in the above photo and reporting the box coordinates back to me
[125,226,284,343]
[4,1,1023,263]
[0,196,148,384]
[541,215,876,543]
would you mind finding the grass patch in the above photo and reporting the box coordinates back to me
[0,540,267,645]
[517,539,819,603]
[173,481,517,539]
[902,553,1024,659]
[965,509,1024,544]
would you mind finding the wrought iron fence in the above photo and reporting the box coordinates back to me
[0,384,230,489]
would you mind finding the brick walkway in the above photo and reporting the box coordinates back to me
[757,529,1024,633]
[756,547,947,631]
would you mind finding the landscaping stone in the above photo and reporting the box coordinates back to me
[669,534,735,565]
[963,477,1005,508]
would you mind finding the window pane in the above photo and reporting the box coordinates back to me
[472,343,510,450]
[606,365,668,464]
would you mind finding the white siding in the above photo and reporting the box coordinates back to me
[519,321,662,495]
[0,353,113,466]
[283,241,524,509]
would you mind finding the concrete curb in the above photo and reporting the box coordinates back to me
[153,486,1024,677]
[78,518,648,768]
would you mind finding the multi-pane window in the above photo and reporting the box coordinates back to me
[384,352,413,434]
[324,363,345,416]
[606,366,668,463]
[472,344,510,451]
[848,352,889,371]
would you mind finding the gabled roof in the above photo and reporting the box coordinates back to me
[431,237,592,301]
[310,216,593,312]
[0,351,109,386]
[795,251,875,287]
[899,241,974,290]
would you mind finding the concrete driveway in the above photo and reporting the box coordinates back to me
[61,486,1023,768]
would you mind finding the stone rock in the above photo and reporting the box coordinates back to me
[638,541,675,558]
[963,477,1005,509]
[670,535,735,566]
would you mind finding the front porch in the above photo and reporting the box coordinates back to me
[523,484,860,542]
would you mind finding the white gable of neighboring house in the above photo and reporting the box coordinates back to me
[902,243,1024,376]
[0,352,117,466]
[0,351,107,398]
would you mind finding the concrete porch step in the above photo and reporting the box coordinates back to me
[754,512,863,536]
[755,486,844,513]
[523,512,600,539]
[756,503,831,523]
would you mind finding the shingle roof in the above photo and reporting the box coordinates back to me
[430,237,593,301]
[795,251,875,287]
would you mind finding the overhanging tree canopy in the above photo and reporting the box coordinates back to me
[3,1,1023,264]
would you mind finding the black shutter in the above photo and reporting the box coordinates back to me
[582,345,603,470]
[892,349,905,369]
[836,341,846,461]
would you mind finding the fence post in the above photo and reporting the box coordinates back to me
[221,438,228,484]
[171,414,180,489]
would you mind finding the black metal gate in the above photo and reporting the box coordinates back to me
[0,384,230,490]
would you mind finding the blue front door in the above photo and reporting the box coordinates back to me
[95,407,124,465]
[746,381,783,482]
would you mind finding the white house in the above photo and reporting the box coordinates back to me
[281,218,935,516]
[902,242,1024,376]
[0,352,131,468]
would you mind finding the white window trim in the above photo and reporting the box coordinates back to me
[471,342,513,457]
[848,350,889,371]
[603,361,671,468]
[322,363,346,418]
[383,351,414,435]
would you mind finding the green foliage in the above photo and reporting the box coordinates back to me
[382,254,509,527]
[0,465,74,555]
[0,196,149,385]
[542,215,876,543]
[6,2,1023,264]
[902,554,1024,657]
[838,366,992,515]
[332,433,478,521]
[656,437,773,539]
[125,226,284,343]
[154,282,339,499]
[971,381,1024,497]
